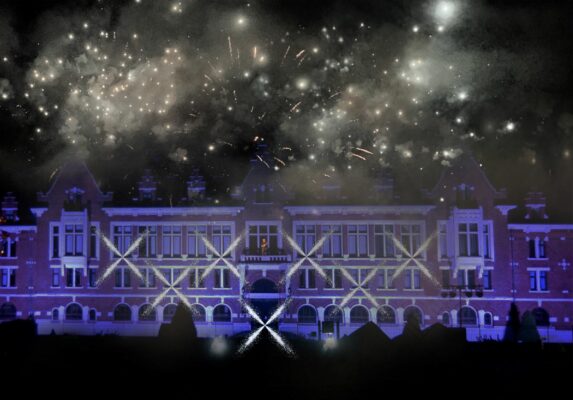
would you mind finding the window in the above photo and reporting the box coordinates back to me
[163,304,177,322]
[376,306,396,324]
[115,267,131,288]
[483,312,493,326]
[162,225,182,258]
[438,222,448,259]
[212,224,232,255]
[295,224,315,255]
[214,268,231,289]
[378,268,396,289]
[441,269,451,288]
[325,268,342,289]
[89,309,96,321]
[483,224,491,259]
[255,184,271,203]
[529,270,548,292]
[350,306,370,324]
[113,225,132,255]
[0,303,16,320]
[442,312,451,326]
[321,225,342,257]
[297,305,317,324]
[0,268,16,288]
[64,224,84,256]
[51,269,60,287]
[189,268,206,288]
[457,268,476,289]
[403,306,423,325]
[458,223,479,256]
[65,303,83,321]
[138,226,157,258]
[299,268,316,289]
[350,268,372,289]
[374,224,395,257]
[249,224,279,255]
[0,233,16,258]
[51,225,60,258]
[52,308,59,321]
[65,267,82,287]
[458,306,477,326]
[139,268,156,288]
[400,224,421,256]
[163,268,182,288]
[187,225,207,257]
[114,304,132,321]
[213,304,232,322]
[404,269,421,289]
[324,305,343,323]
[483,269,493,290]
[528,238,547,259]
[191,304,207,322]
[138,304,156,321]
[88,268,97,288]
[348,225,368,257]
[532,307,549,326]
[89,226,98,258]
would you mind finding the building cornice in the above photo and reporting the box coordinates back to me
[0,225,37,232]
[102,206,244,217]
[30,207,48,218]
[508,223,573,233]
[283,205,435,216]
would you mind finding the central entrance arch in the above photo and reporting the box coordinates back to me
[248,278,280,330]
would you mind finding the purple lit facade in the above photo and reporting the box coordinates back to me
[1,154,572,342]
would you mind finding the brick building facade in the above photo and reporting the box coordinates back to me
[1,153,572,342]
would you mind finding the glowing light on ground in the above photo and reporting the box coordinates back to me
[238,300,294,356]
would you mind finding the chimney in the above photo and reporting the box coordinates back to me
[138,170,157,202]
[187,168,206,201]
[1,192,19,223]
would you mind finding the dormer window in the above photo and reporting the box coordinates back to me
[64,187,85,211]
[66,187,84,203]
[255,184,271,203]
[455,184,477,208]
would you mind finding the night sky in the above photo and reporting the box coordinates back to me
[0,0,571,216]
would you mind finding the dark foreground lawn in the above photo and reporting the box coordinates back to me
[1,330,571,398]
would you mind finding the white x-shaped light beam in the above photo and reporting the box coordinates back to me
[338,267,380,309]
[97,229,146,285]
[238,300,294,356]
[391,232,439,285]
[199,233,243,282]
[281,230,331,285]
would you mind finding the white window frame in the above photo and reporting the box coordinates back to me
[0,266,17,288]
[527,267,549,292]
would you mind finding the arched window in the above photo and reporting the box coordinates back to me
[442,311,450,326]
[52,308,59,321]
[89,309,97,321]
[297,305,317,324]
[459,306,477,326]
[138,304,156,321]
[483,312,493,327]
[324,305,343,324]
[403,306,423,325]
[350,305,370,324]
[213,304,232,322]
[532,307,550,327]
[65,303,83,321]
[191,304,206,322]
[114,304,132,321]
[163,304,177,322]
[0,303,17,320]
[376,305,396,324]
